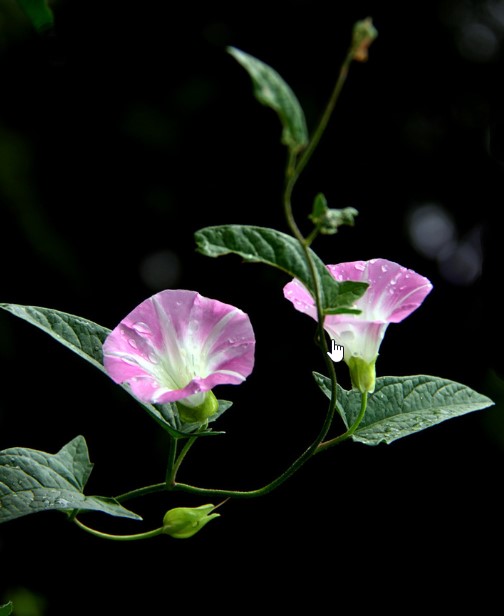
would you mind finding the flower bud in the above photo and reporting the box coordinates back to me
[176,391,219,423]
[348,356,376,394]
[351,17,378,62]
[162,504,220,539]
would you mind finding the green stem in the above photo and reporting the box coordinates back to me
[283,153,327,344]
[173,406,332,499]
[115,482,166,503]
[304,227,320,247]
[295,50,354,179]
[113,375,343,502]
[115,369,341,501]
[171,436,197,483]
[113,46,359,507]
[116,395,335,500]
[165,436,178,486]
[316,391,368,453]
[73,518,164,542]
[116,438,197,502]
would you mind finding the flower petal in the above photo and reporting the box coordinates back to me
[103,290,255,405]
[283,258,432,365]
[327,259,433,323]
[283,278,317,320]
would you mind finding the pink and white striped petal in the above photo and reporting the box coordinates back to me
[103,290,255,405]
[284,258,432,365]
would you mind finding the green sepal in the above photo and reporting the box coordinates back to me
[176,391,219,424]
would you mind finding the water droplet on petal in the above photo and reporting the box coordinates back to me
[128,338,138,349]
[132,321,152,336]
[122,356,140,366]
[388,288,395,295]
[354,263,365,271]
[381,264,388,272]
[390,278,397,285]
[148,352,158,364]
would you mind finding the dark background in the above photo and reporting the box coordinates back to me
[1,0,503,612]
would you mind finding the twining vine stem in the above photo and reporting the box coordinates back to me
[113,44,367,506]
[78,41,369,539]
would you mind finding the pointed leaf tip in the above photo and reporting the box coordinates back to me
[0,436,141,523]
[227,46,308,153]
[315,373,494,445]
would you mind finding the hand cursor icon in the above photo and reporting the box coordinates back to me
[327,339,344,362]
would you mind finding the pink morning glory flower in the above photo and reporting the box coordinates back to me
[283,258,432,393]
[103,290,255,422]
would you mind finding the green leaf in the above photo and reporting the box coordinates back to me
[0,303,109,372]
[195,225,367,313]
[314,373,494,445]
[0,602,13,616]
[0,436,141,524]
[228,46,308,153]
[0,304,221,439]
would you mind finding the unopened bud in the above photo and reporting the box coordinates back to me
[162,504,220,539]
[351,17,378,62]
[348,356,376,394]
